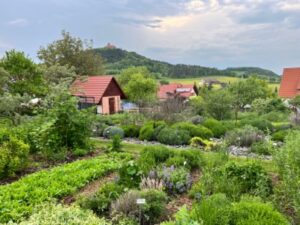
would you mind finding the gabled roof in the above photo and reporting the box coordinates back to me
[158,83,196,99]
[71,76,125,104]
[279,68,300,98]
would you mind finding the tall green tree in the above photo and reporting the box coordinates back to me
[38,30,104,75]
[0,50,47,96]
[118,66,158,105]
[229,77,271,121]
[204,89,233,120]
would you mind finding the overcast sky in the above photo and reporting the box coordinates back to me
[1,0,300,74]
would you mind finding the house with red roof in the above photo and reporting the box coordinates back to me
[71,76,126,114]
[158,83,197,101]
[279,68,300,98]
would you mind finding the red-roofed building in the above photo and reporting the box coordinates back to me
[158,83,197,101]
[71,76,126,114]
[279,68,300,98]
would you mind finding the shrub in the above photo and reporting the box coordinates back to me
[202,118,227,138]
[172,122,213,139]
[138,146,173,174]
[118,160,142,188]
[178,149,204,169]
[190,137,213,150]
[191,194,231,225]
[225,125,264,147]
[159,166,192,194]
[103,126,124,139]
[165,156,187,168]
[231,198,290,225]
[139,124,155,141]
[153,124,167,140]
[15,203,108,225]
[157,127,191,145]
[111,189,168,225]
[251,141,272,155]
[240,118,274,133]
[110,190,140,220]
[109,135,122,152]
[0,129,29,178]
[225,162,272,199]
[272,130,290,142]
[122,125,140,138]
[78,182,124,216]
[161,206,201,225]
[73,148,89,157]
[190,115,204,125]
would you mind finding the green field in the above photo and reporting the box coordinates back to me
[164,76,280,92]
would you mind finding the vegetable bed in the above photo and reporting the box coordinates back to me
[0,152,131,223]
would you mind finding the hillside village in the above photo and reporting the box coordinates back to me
[0,29,300,225]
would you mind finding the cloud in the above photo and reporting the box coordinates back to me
[6,18,28,26]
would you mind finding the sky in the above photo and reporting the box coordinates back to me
[0,0,300,74]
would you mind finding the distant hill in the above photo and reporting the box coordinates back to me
[93,46,279,80]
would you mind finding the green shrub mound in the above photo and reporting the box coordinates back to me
[171,122,213,139]
[103,126,124,139]
[0,153,131,223]
[121,124,140,138]
[9,203,108,225]
[164,195,290,225]
[202,118,227,138]
[157,127,191,145]
[0,128,29,178]
[231,198,290,225]
[251,141,272,155]
[240,118,274,133]
[272,130,290,142]
[139,123,155,141]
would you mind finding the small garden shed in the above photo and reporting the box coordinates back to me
[71,76,126,114]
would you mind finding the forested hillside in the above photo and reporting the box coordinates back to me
[94,47,279,80]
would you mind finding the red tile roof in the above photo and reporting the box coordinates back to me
[279,68,300,98]
[158,83,196,99]
[71,76,124,104]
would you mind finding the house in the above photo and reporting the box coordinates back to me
[158,83,197,101]
[279,67,300,98]
[71,76,126,114]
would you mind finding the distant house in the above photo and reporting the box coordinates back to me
[158,83,198,101]
[279,68,300,98]
[71,76,126,114]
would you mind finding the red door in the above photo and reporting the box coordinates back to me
[109,97,115,114]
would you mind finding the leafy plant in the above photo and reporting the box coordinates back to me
[122,124,140,138]
[202,118,227,138]
[171,122,213,139]
[0,153,131,223]
[157,127,191,145]
[118,160,142,188]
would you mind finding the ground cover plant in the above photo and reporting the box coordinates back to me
[0,152,131,223]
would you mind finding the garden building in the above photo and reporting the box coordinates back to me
[158,83,198,101]
[279,67,300,98]
[71,76,126,114]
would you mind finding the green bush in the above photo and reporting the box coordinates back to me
[139,124,155,141]
[118,160,142,188]
[121,124,140,138]
[251,141,272,155]
[158,166,192,194]
[172,122,213,139]
[166,156,187,168]
[178,149,204,169]
[225,162,272,199]
[203,118,227,138]
[14,203,109,225]
[140,189,168,224]
[231,198,290,225]
[0,153,130,223]
[225,125,264,147]
[73,148,89,157]
[103,126,124,139]
[272,130,290,142]
[138,146,173,173]
[157,127,191,145]
[78,182,124,216]
[240,118,274,133]
[153,124,167,140]
[191,194,231,225]
[0,129,29,178]
[109,135,122,152]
